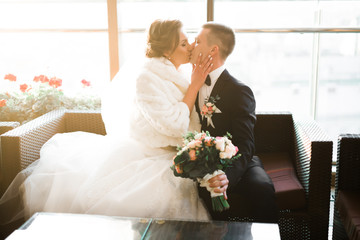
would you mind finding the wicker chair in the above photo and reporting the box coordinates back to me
[0,110,332,239]
[0,122,20,135]
[254,113,333,240]
[332,134,360,240]
[0,110,106,239]
[0,121,20,209]
[0,109,106,196]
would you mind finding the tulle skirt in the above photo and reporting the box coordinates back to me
[0,132,209,225]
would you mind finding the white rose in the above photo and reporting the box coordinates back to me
[219,152,227,159]
[225,145,235,158]
[215,138,225,152]
[188,140,197,149]
[194,133,203,140]
[219,151,232,159]
[181,146,189,153]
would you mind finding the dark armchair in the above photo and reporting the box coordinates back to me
[332,134,360,240]
[250,113,333,240]
[0,110,333,240]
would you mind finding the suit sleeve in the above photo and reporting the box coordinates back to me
[225,84,256,192]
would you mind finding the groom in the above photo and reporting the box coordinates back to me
[190,22,278,223]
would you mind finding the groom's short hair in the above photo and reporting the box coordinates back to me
[202,22,235,61]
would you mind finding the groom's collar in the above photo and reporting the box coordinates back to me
[208,65,226,87]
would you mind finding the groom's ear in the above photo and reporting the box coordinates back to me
[210,45,219,56]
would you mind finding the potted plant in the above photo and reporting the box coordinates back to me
[0,74,101,125]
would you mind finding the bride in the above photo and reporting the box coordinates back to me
[0,19,214,223]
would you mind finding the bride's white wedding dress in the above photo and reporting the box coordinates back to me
[22,132,208,221]
[1,57,210,223]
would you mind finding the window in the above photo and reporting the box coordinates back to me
[0,0,109,94]
[227,33,313,116]
[116,0,205,64]
[1,0,359,155]
[213,0,360,157]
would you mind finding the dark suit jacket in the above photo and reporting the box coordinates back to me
[195,69,258,193]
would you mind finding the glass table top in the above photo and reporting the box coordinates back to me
[6,212,280,240]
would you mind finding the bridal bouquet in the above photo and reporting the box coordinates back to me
[171,131,241,212]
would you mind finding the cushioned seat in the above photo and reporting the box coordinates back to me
[259,152,306,210]
[336,190,360,240]
[332,134,360,240]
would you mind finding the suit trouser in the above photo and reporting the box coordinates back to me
[198,165,279,223]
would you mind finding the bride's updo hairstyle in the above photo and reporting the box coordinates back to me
[146,19,182,58]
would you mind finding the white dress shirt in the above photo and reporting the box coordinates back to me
[198,65,226,110]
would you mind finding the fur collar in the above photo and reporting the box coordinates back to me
[144,57,189,94]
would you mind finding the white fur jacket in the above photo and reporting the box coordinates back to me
[129,57,200,148]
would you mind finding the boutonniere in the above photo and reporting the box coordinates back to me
[201,95,221,128]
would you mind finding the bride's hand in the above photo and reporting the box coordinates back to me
[191,52,213,89]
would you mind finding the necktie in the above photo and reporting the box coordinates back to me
[205,75,211,86]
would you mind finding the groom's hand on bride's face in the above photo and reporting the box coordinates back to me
[208,173,229,200]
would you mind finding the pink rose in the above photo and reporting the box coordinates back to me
[201,105,208,115]
[189,149,197,161]
[195,140,202,148]
[204,137,213,146]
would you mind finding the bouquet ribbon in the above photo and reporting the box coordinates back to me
[198,170,225,197]
[197,170,230,212]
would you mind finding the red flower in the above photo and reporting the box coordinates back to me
[81,79,91,87]
[0,99,7,107]
[49,77,62,88]
[33,75,49,83]
[4,74,16,81]
[20,84,29,93]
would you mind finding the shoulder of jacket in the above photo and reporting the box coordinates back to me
[221,73,254,98]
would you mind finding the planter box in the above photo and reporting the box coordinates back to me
[0,122,20,135]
